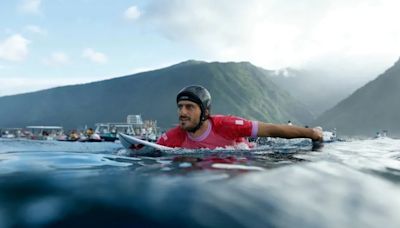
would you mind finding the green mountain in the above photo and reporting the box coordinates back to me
[0,60,314,130]
[314,57,400,137]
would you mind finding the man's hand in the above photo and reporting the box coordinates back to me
[311,126,323,142]
[311,126,324,151]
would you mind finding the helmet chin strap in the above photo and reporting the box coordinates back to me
[187,119,204,133]
[187,112,206,133]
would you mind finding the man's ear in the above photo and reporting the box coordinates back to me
[204,109,210,118]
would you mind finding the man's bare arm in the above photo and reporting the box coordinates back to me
[257,122,323,141]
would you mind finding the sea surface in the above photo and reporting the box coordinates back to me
[0,137,400,228]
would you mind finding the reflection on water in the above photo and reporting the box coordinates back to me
[1,138,400,227]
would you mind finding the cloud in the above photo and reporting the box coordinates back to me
[82,48,108,64]
[124,5,141,20]
[19,0,42,14]
[0,34,30,61]
[139,0,330,68]
[43,52,70,66]
[140,0,400,71]
[24,25,47,35]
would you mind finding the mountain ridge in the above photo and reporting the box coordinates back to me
[314,57,400,137]
[0,60,314,130]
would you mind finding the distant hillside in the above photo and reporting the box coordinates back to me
[314,57,400,137]
[0,60,314,130]
[269,68,369,116]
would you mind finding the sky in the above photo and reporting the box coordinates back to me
[1,0,400,96]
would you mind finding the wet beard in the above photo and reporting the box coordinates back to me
[180,117,202,133]
[187,120,203,133]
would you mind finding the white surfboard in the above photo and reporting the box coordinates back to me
[118,133,322,155]
[118,133,173,151]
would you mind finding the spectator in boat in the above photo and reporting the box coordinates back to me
[68,130,79,141]
[90,131,101,140]
[157,85,323,149]
[287,120,293,126]
[86,128,94,137]
[84,128,100,140]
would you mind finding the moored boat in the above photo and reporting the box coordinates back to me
[26,126,65,140]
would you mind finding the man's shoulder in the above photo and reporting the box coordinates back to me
[161,126,186,141]
[210,115,248,125]
[209,114,231,122]
[165,126,186,136]
[157,126,186,147]
[209,115,254,139]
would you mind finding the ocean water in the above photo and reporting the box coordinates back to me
[0,138,399,228]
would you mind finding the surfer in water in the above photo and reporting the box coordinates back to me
[157,85,323,149]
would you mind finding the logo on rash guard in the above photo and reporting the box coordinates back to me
[235,120,244,125]
[162,133,168,141]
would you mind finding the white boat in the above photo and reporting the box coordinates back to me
[94,123,135,142]
[0,128,24,138]
[26,126,64,140]
[323,130,337,142]
[95,115,159,142]
[373,130,390,139]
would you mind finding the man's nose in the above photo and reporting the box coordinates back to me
[179,107,187,115]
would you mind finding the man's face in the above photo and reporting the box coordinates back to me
[177,100,201,131]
